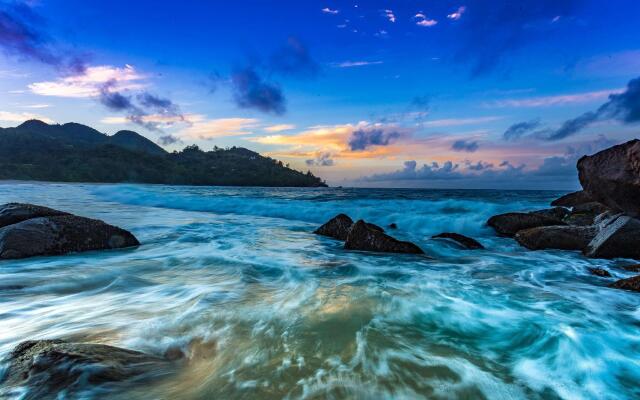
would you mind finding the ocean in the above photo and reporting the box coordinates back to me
[0,182,638,399]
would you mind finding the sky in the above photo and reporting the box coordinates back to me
[1,0,639,189]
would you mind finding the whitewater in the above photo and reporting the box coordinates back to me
[0,182,639,399]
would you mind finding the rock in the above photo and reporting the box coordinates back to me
[0,215,140,260]
[0,203,69,229]
[388,223,398,229]
[622,264,640,272]
[432,232,484,249]
[550,190,594,207]
[1,339,173,399]
[487,212,565,237]
[584,214,640,259]
[515,225,596,251]
[588,268,612,277]
[609,275,640,292]
[578,139,640,217]
[344,220,424,254]
[313,214,354,241]
[366,222,385,233]
[563,202,610,226]
[531,207,570,220]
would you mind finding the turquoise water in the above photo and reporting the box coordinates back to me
[0,182,639,399]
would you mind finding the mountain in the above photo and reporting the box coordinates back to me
[0,120,327,187]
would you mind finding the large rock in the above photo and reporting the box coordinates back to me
[313,214,354,241]
[515,225,596,251]
[432,232,484,250]
[0,215,139,259]
[578,139,640,217]
[531,207,570,220]
[487,211,565,237]
[0,203,69,229]
[550,190,594,207]
[1,340,173,399]
[562,202,610,226]
[609,275,640,292]
[584,214,640,259]
[344,220,424,254]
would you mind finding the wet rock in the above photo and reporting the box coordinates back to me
[550,190,594,207]
[578,139,640,217]
[531,207,570,220]
[584,214,640,259]
[432,232,484,250]
[313,214,354,241]
[365,222,385,233]
[1,339,173,399]
[487,212,565,237]
[588,268,612,277]
[563,202,610,226]
[609,275,640,292]
[388,223,398,229]
[622,264,640,272]
[345,220,424,254]
[0,203,69,229]
[515,225,596,251]
[0,215,139,260]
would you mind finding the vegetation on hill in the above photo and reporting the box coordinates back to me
[0,120,327,187]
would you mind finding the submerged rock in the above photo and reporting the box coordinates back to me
[0,215,139,260]
[515,225,596,251]
[622,264,640,272]
[432,232,484,250]
[344,220,424,254]
[588,267,612,277]
[1,340,174,399]
[550,190,594,207]
[0,203,69,229]
[609,275,640,292]
[584,214,640,259]
[487,211,565,237]
[388,223,398,229]
[313,214,354,241]
[578,139,640,217]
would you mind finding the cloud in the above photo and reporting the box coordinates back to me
[422,116,502,127]
[306,152,335,166]
[264,124,295,132]
[488,89,623,108]
[230,67,285,115]
[455,0,580,76]
[29,65,144,98]
[0,2,88,73]
[545,76,640,140]
[447,6,467,20]
[348,128,402,151]
[334,60,384,68]
[466,160,493,170]
[321,7,339,14]
[503,119,542,141]
[269,37,319,78]
[157,134,181,146]
[383,9,396,23]
[179,116,259,139]
[0,110,54,124]
[451,139,479,152]
[414,13,438,27]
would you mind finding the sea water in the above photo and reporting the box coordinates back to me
[0,182,638,399]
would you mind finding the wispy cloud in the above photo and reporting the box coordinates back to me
[321,7,339,14]
[414,13,438,27]
[29,65,144,98]
[447,6,466,20]
[488,89,623,108]
[334,60,384,68]
[264,124,295,132]
[422,116,502,128]
[179,116,259,139]
[0,111,54,124]
[383,9,396,23]
[306,152,335,167]
[451,139,479,152]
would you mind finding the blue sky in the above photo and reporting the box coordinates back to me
[1,0,639,188]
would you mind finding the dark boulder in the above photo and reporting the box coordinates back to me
[1,339,174,399]
[388,223,398,229]
[562,202,610,226]
[313,214,354,241]
[345,220,424,254]
[487,212,565,237]
[531,207,570,220]
[0,215,139,260]
[432,232,484,250]
[0,203,69,229]
[578,139,640,217]
[622,264,640,272]
[584,214,640,259]
[609,275,640,292]
[515,225,596,251]
[550,190,593,207]
[588,268,612,277]
[366,222,385,233]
